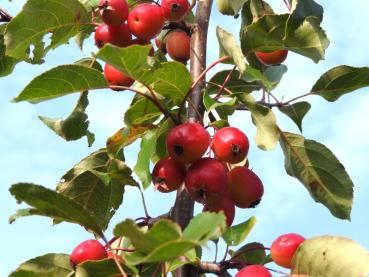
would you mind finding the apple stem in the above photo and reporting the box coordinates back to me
[111,247,136,252]
[283,0,292,12]
[101,235,128,277]
[230,245,271,261]
[214,241,219,262]
[265,266,289,275]
[109,84,179,124]
[221,245,229,262]
[137,185,151,218]
[177,55,231,123]
[0,7,12,22]
[214,65,237,100]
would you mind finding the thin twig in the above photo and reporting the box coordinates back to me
[137,185,150,218]
[144,84,179,125]
[111,247,136,252]
[283,0,292,11]
[214,65,237,100]
[177,56,231,121]
[101,235,128,277]
[109,85,177,124]
[221,245,229,262]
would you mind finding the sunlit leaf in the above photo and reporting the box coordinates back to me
[312,66,369,101]
[9,183,103,235]
[13,65,107,103]
[5,0,92,63]
[9,253,73,277]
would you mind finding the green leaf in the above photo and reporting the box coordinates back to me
[134,121,170,189]
[238,94,280,150]
[311,66,369,101]
[230,242,267,264]
[13,65,107,103]
[216,26,273,91]
[113,216,221,266]
[134,129,157,190]
[278,101,311,132]
[124,96,162,126]
[96,44,155,85]
[279,132,353,219]
[5,0,92,63]
[292,236,369,277]
[75,57,103,71]
[264,65,288,89]
[152,62,192,105]
[215,0,247,16]
[39,92,95,146]
[207,69,261,95]
[183,212,227,243]
[241,0,274,26]
[222,216,256,246]
[114,219,191,264]
[0,25,18,77]
[9,253,73,277]
[9,183,103,236]
[203,91,237,119]
[119,215,170,247]
[240,13,329,63]
[75,259,137,277]
[107,125,154,157]
[56,149,136,230]
[286,0,323,35]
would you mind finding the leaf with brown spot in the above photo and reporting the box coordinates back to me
[279,132,353,220]
[107,125,155,157]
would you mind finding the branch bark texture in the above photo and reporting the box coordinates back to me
[172,0,213,276]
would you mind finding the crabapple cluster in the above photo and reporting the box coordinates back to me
[151,122,264,226]
[93,0,192,90]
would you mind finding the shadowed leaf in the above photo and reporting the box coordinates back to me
[280,132,353,219]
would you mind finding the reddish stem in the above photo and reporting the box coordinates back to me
[214,65,237,100]
[101,235,128,277]
[177,55,231,122]
[111,247,136,252]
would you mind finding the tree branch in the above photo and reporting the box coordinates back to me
[172,0,213,276]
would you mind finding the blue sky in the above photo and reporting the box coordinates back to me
[1,0,369,276]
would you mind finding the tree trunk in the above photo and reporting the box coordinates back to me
[172,0,213,276]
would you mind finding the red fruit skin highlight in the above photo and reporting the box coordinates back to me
[270,233,306,268]
[227,167,264,208]
[161,0,190,22]
[99,0,129,26]
[212,127,249,164]
[94,23,132,48]
[104,63,135,89]
[185,158,228,203]
[166,122,210,164]
[128,4,165,40]
[152,156,186,193]
[203,196,235,226]
[235,265,272,277]
[166,31,191,63]
[255,50,288,65]
[70,239,107,266]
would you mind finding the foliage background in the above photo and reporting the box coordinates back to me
[1,0,369,275]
